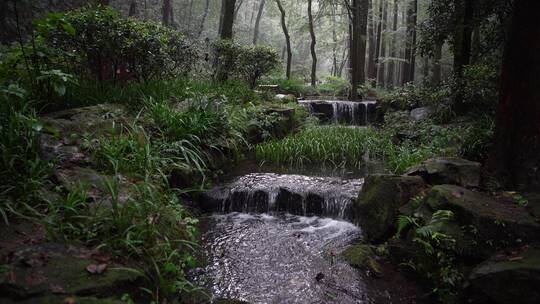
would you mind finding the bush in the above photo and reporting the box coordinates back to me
[213,40,279,88]
[317,76,350,96]
[42,6,197,82]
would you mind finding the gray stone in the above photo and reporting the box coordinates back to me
[405,157,481,187]
[410,106,432,121]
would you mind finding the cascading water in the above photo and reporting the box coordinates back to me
[200,173,364,220]
[299,100,377,126]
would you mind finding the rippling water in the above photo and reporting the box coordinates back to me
[195,212,369,304]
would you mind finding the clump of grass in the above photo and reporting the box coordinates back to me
[255,126,387,168]
[256,124,462,174]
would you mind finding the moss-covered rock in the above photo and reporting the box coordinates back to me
[353,174,426,241]
[417,185,540,258]
[405,157,481,188]
[468,245,540,304]
[342,244,381,274]
[0,243,144,301]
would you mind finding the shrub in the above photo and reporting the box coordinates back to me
[213,40,279,88]
[42,6,197,83]
[317,76,350,96]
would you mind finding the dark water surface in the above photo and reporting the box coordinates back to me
[195,212,368,303]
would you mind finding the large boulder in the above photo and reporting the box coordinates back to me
[405,157,481,187]
[0,243,143,302]
[353,175,426,241]
[410,106,432,121]
[468,245,540,304]
[417,185,540,258]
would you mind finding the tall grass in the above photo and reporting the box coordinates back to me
[256,126,387,168]
[256,125,461,174]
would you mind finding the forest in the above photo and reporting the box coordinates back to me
[0,0,538,303]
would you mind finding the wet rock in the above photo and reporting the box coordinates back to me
[0,243,143,301]
[418,185,540,258]
[405,157,481,188]
[353,175,426,241]
[410,107,432,121]
[54,167,134,205]
[343,244,380,273]
[468,245,540,304]
[200,173,364,219]
[274,94,297,103]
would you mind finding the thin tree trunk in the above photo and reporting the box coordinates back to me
[431,43,442,85]
[487,0,540,191]
[453,0,474,113]
[331,3,338,76]
[162,0,172,26]
[367,0,376,84]
[187,0,194,32]
[234,0,244,20]
[376,0,387,87]
[128,0,137,17]
[276,0,292,79]
[374,0,383,87]
[220,0,236,39]
[197,0,211,38]
[410,0,417,82]
[402,0,417,84]
[308,0,317,86]
[387,0,398,88]
[422,56,429,84]
[253,0,266,44]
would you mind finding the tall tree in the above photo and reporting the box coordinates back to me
[162,0,174,26]
[431,43,442,85]
[387,0,399,88]
[276,0,292,79]
[374,0,384,86]
[487,0,540,191]
[308,0,317,86]
[376,0,388,87]
[366,0,377,84]
[128,0,137,17]
[402,0,417,84]
[197,0,211,38]
[253,0,266,44]
[452,0,473,113]
[220,0,236,39]
[348,0,369,100]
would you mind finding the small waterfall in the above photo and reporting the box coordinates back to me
[299,99,376,125]
[201,173,364,220]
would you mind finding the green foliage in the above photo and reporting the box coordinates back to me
[44,176,199,300]
[453,63,499,114]
[0,84,48,223]
[271,77,307,96]
[214,40,279,88]
[256,126,385,168]
[42,6,197,82]
[317,76,350,96]
[459,115,495,162]
[396,209,462,302]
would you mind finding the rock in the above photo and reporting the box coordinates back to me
[0,295,125,304]
[54,167,134,205]
[420,185,540,258]
[405,157,481,187]
[353,175,426,241]
[410,107,432,121]
[468,245,540,304]
[0,243,143,301]
[274,94,297,103]
[342,244,381,273]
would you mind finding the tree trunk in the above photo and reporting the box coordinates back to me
[376,0,387,87]
[234,0,244,20]
[276,0,292,79]
[348,0,369,99]
[453,0,474,113]
[387,0,398,88]
[162,0,173,26]
[197,0,211,38]
[431,43,442,85]
[402,0,417,84]
[252,0,266,44]
[220,0,236,39]
[308,0,317,86]
[331,3,338,76]
[128,0,137,17]
[374,0,384,87]
[367,0,377,85]
[487,0,540,191]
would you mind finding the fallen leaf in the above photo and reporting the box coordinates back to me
[86,263,108,274]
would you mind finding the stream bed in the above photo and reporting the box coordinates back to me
[195,212,367,303]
